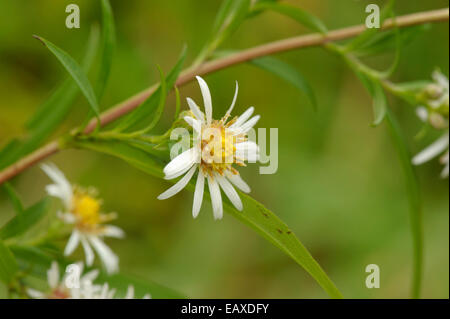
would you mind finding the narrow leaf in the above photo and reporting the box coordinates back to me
[371,82,387,126]
[385,109,423,298]
[33,35,100,117]
[251,56,317,110]
[96,0,116,101]
[135,66,167,134]
[196,0,250,63]
[114,46,186,132]
[253,2,327,34]
[0,198,50,240]
[0,28,99,170]
[0,241,18,284]
[3,183,24,214]
[345,0,396,52]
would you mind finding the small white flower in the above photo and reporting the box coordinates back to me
[158,76,260,219]
[42,163,124,274]
[27,261,100,299]
[27,262,151,299]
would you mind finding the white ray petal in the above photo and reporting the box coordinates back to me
[224,81,239,119]
[196,76,212,124]
[225,171,251,193]
[193,170,205,218]
[238,115,260,133]
[47,261,60,289]
[64,230,81,256]
[184,116,201,133]
[207,175,223,220]
[186,98,205,122]
[125,285,135,299]
[441,163,449,178]
[433,70,449,91]
[158,165,197,200]
[103,225,125,238]
[216,174,243,211]
[80,236,95,267]
[88,236,119,274]
[163,147,197,178]
[57,211,76,224]
[27,289,44,299]
[416,107,429,123]
[41,163,73,208]
[229,107,254,128]
[412,133,449,165]
[81,269,100,283]
[236,141,259,161]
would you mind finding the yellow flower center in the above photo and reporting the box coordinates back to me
[199,120,245,176]
[72,193,101,228]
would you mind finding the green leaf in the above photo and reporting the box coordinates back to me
[253,2,327,34]
[72,139,165,178]
[132,66,167,135]
[0,140,21,170]
[97,273,187,299]
[251,56,317,110]
[114,46,186,132]
[385,109,423,299]
[212,0,250,40]
[0,240,18,284]
[344,0,396,52]
[73,138,343,298]
[0,29,100,170]
[3,183,24,214]
[27,27,99,131]
[195,0,250,63]
[0,198,50,241]
[33,35,100,118]
[371,82,387,126]
[96,0,116,101]
[353,24,430,57]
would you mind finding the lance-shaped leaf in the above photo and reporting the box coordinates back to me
[353,24,430,57]
[96,0,116,101]
[344,0,396,52]
[385,109,423,298]
[196,0,250,62]
[371,82,388,126]
[0,29,99,170]
[0,241,18,284]
[250,56,317,110]
[33,35,100,118]
[3,183,24,215]
[252,2,327,34]
[114,46,186,132]
[0,198,50,241]
[73,138,343,298]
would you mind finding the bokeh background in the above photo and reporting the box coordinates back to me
[0,0,448,298]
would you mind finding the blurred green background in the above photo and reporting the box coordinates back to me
[0,0,448,298]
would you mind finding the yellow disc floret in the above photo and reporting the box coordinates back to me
[71,188,115,233]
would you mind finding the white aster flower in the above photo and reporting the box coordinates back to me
[158,76,260,220]
[27,262,151,299]
[27,261,100,299]
[41,163,124,274]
